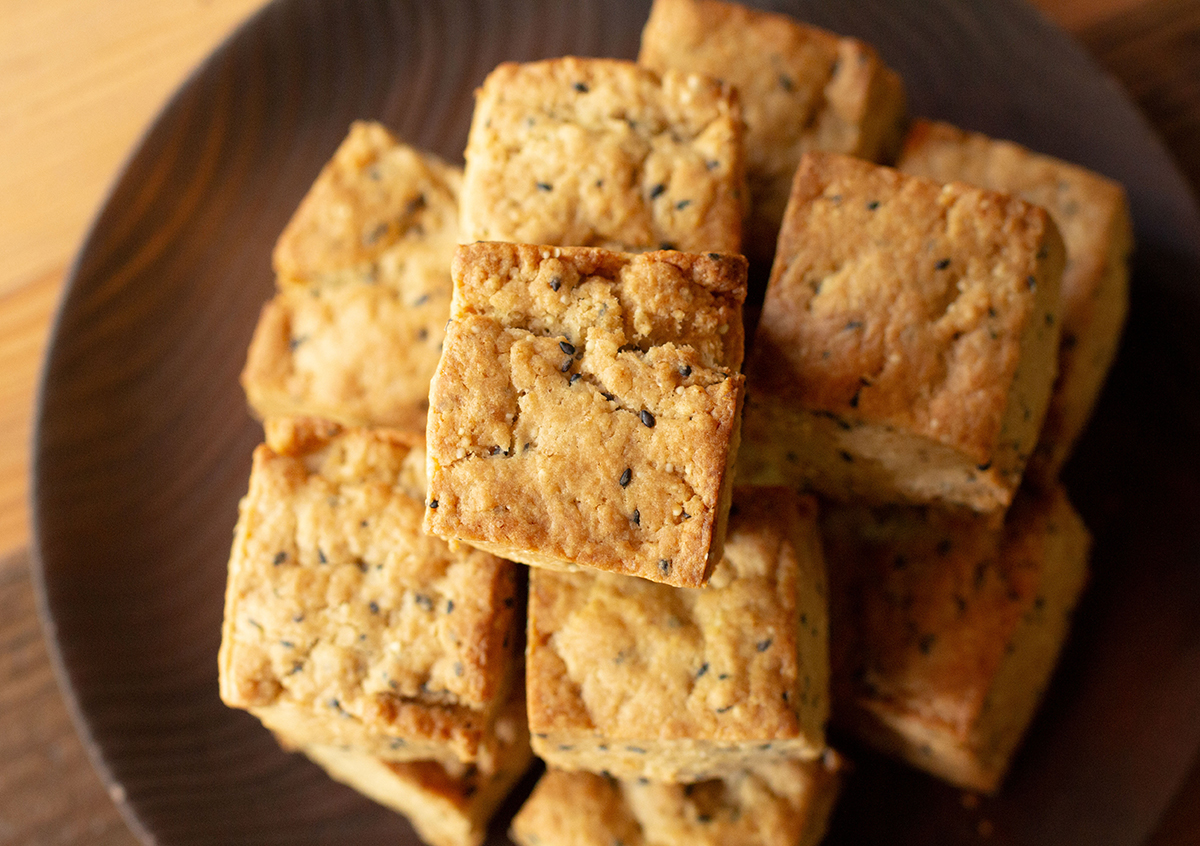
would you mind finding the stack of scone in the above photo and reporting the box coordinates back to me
[219,0,1132,842]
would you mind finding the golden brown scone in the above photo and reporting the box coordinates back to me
[241,121,460,433]
[510,752,843,846]
[218,418,520,770]
[525,489,828,781]
[460,57,746,254]
[897,118,1134,480]
[291,689,532,846]
[822,482,1090,793]
[738,152,1065,512]
[638,0,907,267]
[425,243,746,588]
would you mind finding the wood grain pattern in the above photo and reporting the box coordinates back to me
[0,551,136,846]
[7,1,1200,845]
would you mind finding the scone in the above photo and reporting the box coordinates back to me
[897,118,1134,480]
[425,242,747,588]
[822,483,1090,793]
[218,418,520,770]
[525,488,828,781]
[638,0,907,266]
[289,690,532,846]
[738,151,1065,512]
[459,57,746,254]
[510,753,843,846]
[241,121,460,433]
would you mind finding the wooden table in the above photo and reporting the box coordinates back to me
[4,0,1200,843]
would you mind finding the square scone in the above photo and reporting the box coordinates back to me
[525,488,828,782]
[510,754,843,846]
[290,690,532,846]
[821,483,1090,793]
[241,121,461,433]
[897,118,1134,480]
[219,417,521,770]
[638,0,907,266]
[738,152,1066,512]
[425,243,747,588]
[459,57,746,254]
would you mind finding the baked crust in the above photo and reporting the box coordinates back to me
[460,57,747,254]
[739,152,1065,512]
[425,243,747,587]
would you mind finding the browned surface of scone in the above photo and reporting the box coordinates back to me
[425,242,747,588]
[738,151,1065,512]
[218,418,520,770]
[459,57,746,254]
[638,0,907,267]
[897,118,1134,481]
[525,488,828,781]
[821,482,1090,793]
[510,753,843,846]
[241,121,460,434]
[291,689,533,846]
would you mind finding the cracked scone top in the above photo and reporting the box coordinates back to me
[424,242,746,587]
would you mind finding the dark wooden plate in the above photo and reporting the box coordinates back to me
[30,0,1200,843]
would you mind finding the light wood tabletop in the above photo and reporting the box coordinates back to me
[4,0,1199,843]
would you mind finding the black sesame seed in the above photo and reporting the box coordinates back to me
[428,499,439,509]
[1027,274,1037,290]
[839,450,854,463]
[561,358,572,372]
[317,547,327,565]
[632,509,641,526]
[977,461,992,471]
[413,293,430,307]
[675,199,692,210]
[845,320,863,330]
[504,595,515,608]
[706,253,720,261]
[273,551,287,566]
[715,704,734,713]
[626,746,647,754]
[866,200,880,210]
[650,183,666,199]
[549,276,562,291]
[779,72,795,91]
[368,601,380,614]
[415,594,434,611]
[446,599,455,613]
[698,814,713,824]
[574,81,589,93]
[559,340,576,355]
[919,634,937,655]
[602,392,615,402]
[536,181,553,192]
[569,372,582,385]
[619,467,632,487]
[640,409,656,428]
[658,559,671,576]
[280,640,294,649]
[659,241,677,250]
[696,662,709,678]
[757,638,773,652]
[935,258,951,270]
